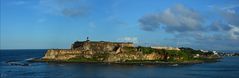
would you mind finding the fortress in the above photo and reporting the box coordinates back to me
[71,37,134,52]
[43,37,135,60]
[40,37,220,63]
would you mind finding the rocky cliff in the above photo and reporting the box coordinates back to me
[42,47,183,62]
[43,49,82,60]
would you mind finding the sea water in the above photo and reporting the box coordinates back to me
[0,50,239,78]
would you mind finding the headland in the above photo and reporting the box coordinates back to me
[32,38,221,64]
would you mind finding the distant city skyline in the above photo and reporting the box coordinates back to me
[1,0,239,50]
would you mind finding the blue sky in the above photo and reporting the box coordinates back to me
[0,0,239,50]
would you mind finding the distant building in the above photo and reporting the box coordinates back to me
[151,46,180,51]
[200,50,209,52]
[193,54,200,58]
[213,51,218,55]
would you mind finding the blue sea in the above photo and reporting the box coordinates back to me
[0,50,239,78]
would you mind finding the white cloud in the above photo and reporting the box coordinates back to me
[220,5,239,26]
[228,24,239,39]
[221,4,239,11]
[138,4,239,50]
[139,4,204,32]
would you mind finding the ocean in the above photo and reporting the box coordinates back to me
[0,49,239,78]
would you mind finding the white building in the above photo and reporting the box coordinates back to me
[213,51,218,55]
[151,46,180,51]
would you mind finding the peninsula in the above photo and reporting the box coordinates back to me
[34,38,221,64]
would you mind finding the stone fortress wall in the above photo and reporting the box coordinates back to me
[71,40,134,52]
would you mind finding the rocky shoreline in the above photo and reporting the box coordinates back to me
[29,58,220,65]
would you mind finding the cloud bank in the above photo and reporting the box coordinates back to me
[139,4,204,33]
[138,4,239,50]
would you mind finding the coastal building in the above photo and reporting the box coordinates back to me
[151,46,180,51]
[193,54,200,58]
[200,50,209,52]
[213,51,218,55]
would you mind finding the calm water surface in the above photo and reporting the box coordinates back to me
[0,50,239,78]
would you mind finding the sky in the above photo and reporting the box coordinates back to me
[0,0,239,50]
